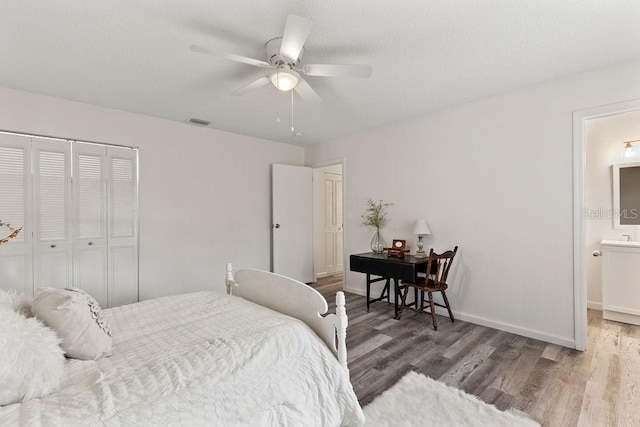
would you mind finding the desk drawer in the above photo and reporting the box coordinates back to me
[350,255,390,276]
[350,253,434,281]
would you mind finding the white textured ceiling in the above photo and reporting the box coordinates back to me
[2,1,640,145]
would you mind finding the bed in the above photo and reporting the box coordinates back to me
[0,264,365,426]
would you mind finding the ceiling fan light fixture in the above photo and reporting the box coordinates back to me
[270,69,300,92]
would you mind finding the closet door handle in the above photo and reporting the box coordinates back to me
[50,244,57,248]
[88,241,94,246]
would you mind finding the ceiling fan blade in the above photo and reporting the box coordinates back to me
[280,15,313,62]
[231,76,270,96]
[302,63,373,78]
[190,44,271,68]
[294,79,322,104]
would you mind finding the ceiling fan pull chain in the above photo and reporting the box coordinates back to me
[291,90,295,132]
[275,70,281,123]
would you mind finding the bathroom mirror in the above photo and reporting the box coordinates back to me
[613,162,640,228]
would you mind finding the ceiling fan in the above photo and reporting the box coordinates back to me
[190,14,373,104]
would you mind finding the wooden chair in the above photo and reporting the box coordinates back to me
[396,246,458,330]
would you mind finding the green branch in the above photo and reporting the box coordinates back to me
[361,199,393,229]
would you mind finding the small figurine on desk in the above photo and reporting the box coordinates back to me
[385,239,410,257]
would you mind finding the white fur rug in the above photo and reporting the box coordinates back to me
[363,371,539,427]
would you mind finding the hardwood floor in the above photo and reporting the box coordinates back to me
[311,274,640,427]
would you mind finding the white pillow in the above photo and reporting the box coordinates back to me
[31,288,112,360]
[0,306,65,406]
[0,289,32,317]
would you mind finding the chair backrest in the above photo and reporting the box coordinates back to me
[426,246,458,286]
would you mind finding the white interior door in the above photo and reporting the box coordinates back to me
[33,138,73,290]
[107,146,138,307]
[0,133,32,294]
[335,177,344,271]
[323,173,343,274]
[272,164,313,283]
[73,142,108,307]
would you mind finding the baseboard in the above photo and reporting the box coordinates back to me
[587,301,602,310]
[343,285,576,348]
[345,285,366,297]
[426,304,574,348]
[452,311,575,348]
[603,309,640,326]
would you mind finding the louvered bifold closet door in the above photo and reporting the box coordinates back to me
[33,138,73,290]
[107,146,138,307]
[0,133,32,294]
[73,142,108,307]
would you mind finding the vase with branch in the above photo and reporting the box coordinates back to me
[361,199,393,254]
[0,220,21,245]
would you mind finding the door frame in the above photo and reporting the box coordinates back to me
[312,158,347,287]
[573,98,640,351]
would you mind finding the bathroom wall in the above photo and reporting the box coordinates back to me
[585,110,640,308]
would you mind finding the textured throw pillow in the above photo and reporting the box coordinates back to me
[0,306,65,406]
[0,289,32,317]
[31,287,112,360]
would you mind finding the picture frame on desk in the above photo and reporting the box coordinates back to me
[386,239,409,257]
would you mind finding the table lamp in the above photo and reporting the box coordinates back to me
[412,219,431,258]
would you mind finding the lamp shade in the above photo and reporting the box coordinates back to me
[412,219,431,235]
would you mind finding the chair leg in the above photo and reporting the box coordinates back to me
[428,292,437,330]
[441,290,455,323]
[397,285,410,320]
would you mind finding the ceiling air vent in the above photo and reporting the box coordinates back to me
[188,118,211,127]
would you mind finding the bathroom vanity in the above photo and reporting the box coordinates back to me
[601,239,640,325]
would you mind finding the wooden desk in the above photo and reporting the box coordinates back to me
[350,252,432,318]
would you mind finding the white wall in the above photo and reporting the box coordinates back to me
[0,86,304,300]
[305,59,640,348]
[585,110,640,309]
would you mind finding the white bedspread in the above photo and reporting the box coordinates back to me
[1,292,365,426]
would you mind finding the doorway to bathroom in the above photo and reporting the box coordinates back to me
[574,99,640,350]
